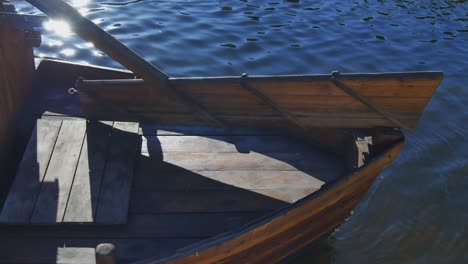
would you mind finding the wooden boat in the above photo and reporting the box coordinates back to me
[0,0,442,263]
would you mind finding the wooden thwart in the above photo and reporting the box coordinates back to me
[0,120,139,225]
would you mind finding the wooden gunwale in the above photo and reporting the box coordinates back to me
[76,71,443,87]
[134,139,405,264]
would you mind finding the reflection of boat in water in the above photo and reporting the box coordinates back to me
[0,0,442,263]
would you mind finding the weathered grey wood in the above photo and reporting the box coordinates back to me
[142,135,313,153]
[133,170,328,192]
[139,124,279,136]
[31,120,86,223]
[63,121,113,223]
[95,122,139,224]
[153,152,338,172]
[0,120,62,223]
[56,247,96,264]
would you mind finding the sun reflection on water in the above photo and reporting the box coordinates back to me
[43,20,72,38]
[70,0,90,8]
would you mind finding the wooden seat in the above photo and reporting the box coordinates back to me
[0,119,139,225]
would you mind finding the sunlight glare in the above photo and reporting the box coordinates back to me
[43,20,72,38]
[47,40,64,47]
[71,0,90,8]
[60,48,76,57]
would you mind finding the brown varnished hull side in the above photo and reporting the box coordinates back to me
[75,73,442,129]
[135,140,405,264]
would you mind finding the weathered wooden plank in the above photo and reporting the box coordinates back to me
[63,121,113,223]
[138,124,279,136]
[0,120,62,223]
[142,135,317,153]
[130,190,290,213]
[95,122,139,224]
[56,247,96,264]
[31,120,86,224]
[148,152,343,172]
[132,170,331,192]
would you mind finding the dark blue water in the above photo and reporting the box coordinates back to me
[14,0,468,263]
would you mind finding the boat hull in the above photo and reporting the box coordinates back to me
[137,139,405,264]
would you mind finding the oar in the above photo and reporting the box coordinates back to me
[24,0,223,127]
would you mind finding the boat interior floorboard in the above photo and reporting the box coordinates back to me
[0,78,347,263]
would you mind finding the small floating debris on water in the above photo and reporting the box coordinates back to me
[303,7,320,11]
[220,43,237,48]
[247,16,260,21]
[270,24,287,28]
[419,39,438,43]
[376,35,386,40]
